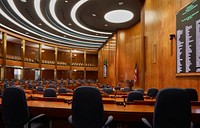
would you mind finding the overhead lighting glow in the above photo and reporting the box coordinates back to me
[92,13,96,17]
[71,0,112,35]
[119,2,124,5]
[104,10,134,23]
[6,0,102,47]
[0,23,99,50]
[49,0,108,41]
[34,0,103,44]
[21,0,27,2]
[0,14,99,49]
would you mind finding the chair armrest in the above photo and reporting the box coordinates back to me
[191,122,194,128]
[28,114,46,128]
[141,118,152,128]
[68,115,72,124]
[104,115,113,127]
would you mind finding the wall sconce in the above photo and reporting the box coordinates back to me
[169,34,176,56]
[169,34,176,40]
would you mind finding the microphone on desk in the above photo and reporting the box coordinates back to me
[123,92,126,107]
[29,95,33,100]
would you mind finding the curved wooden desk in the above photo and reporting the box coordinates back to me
[26,100,200,122]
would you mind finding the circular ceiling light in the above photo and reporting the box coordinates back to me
[104,10,134,23]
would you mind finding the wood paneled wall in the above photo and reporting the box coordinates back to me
[41,70,54,80]
[98,36,117,86]
[116,23,144,88]
[71,71,84,79]
[5,67,14,80]
[143,0,200,92]
[42,49,55,61]
[24,69,35,80]
[25,46,39,59]
[57,51,70,63]
[99,0,200,99]
[7,41,21,56]
[72,53,84,63]
[57,70,70,79]
[86,71,98,80]
[86,54,98,66]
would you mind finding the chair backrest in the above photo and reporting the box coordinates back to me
[58,87,72,94]
[71,86,104,128]
[135,88,144,94]
[147,88,158,98]
[124,87,131,92]
[36,86,44,92]
[103,87,114,94]
[115,85,121,90]
[127,91,144,102]
[43,88,57,97]
[185,88,198,101]
[2,86,29,127]
[153,88,191,128]
[0,87,2,96]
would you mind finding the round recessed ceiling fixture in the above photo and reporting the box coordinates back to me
[104,9,134,23]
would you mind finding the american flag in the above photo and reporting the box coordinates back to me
[133,64,138,84]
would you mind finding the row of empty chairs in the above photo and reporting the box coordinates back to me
[126,87,198,102]
[2,86,47,128]
[0,85,198,128]
[1,78,99,91]
[1,85,199,128]
[1,86,113,128]
[142,88,194,128]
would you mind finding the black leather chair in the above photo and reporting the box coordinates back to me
[68,86,113,128]
[147,88,158,98]
[2,86,47,128]
[127,91,144,102]
[36,86,44,93]
[43,88,57,97]
[185,88,198,101]
[58,87,72,94]
[103,87,114,94]
[123,87,131,92]
[135,88,144,94]
[0,87,2,96]
[142,88,193,128]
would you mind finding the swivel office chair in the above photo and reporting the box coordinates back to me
[68,86,113,128]
[147,88,158,98]
[43,88,57,97]
[123,87,131,92]
[127,91,144,102]
[185,88,198,101]
[135,88,144,94]
[58,87,72,94]
[103,87,114,94]
[2,86,46,128]
[36,86,44,93]
[0,87,2,96]
[142,88,193,128]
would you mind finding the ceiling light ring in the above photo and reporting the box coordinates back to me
[5,0,103,46]
[0,23,99,50]
[104,9,134,23]
[0,7,102,48]
[70,0,112,35]
[49,0,109,40]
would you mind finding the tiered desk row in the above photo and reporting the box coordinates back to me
[1,86,200,128]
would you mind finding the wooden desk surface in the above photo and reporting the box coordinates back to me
[27,93,154,103]
[26,100,200,122]
[1,98,200,122]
